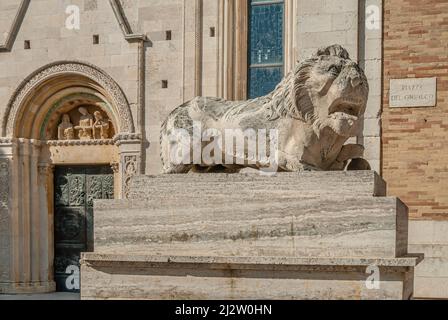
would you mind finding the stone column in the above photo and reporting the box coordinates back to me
[0,140,14,292]
[1,139,55,294]
[19,139,31,286]
[110,162,120,199]
[30,141,41,285]
[37,163,55,290]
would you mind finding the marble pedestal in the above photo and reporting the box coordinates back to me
[81,171,422,300]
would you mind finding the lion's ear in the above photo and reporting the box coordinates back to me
[314,44,350,60]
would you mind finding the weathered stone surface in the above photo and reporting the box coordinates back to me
[94,196,408,259]
[409,220,448,299]
[129,171,387,200]
[82,171,420,300]
[80,254,421,300]
[160,45,369,173]
[94,172,404,259]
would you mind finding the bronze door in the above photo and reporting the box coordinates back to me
[54,166,114,292]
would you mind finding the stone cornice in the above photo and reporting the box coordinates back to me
[113,133,142,146]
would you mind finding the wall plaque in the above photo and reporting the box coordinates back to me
[390,77,437,108]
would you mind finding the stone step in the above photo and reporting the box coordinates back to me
[128,171,386,200]
[94,195,408,259]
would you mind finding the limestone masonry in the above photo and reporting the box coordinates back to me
[0,0,447,300]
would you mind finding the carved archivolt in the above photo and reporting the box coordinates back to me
[2,61,135,137]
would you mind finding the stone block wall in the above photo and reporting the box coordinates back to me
[409,220,448,299]
[0,0,383,175]
[0,0,140,133]
[297,0,359,60]
[297,0,382,173]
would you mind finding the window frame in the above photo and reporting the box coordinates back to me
[247,0,286,99]
[218,0,297,101]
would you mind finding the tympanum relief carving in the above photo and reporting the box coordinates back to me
[57,107,112,141]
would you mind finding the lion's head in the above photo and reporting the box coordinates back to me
[270,44,369,138]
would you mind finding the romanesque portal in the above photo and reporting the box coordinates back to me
[0,61,141,294]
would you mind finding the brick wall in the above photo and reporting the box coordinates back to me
[382,0,448,219]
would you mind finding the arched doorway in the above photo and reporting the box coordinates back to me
[0,61,142,294]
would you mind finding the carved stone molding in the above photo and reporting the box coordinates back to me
[110,162,120,174]
[0,138,13,145]
[0,138,44,149]
[122,155,139,199]
[2,61,135,137]
[47,139,115,147]
[0,159,10,210]
[114,133,142,146]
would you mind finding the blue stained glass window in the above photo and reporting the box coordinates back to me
[248,0,284,99]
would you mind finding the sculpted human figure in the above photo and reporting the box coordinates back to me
[58,114,75,140]
[75,107,94,140]
[93,111,110,139]
[160,44,370,173]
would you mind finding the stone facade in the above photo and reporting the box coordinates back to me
[0,0,446,300]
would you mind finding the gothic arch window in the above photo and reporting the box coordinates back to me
[247,0,285,98]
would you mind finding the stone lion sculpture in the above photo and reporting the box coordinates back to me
[160,44,370,174]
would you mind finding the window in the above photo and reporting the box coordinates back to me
[248,0,285,98]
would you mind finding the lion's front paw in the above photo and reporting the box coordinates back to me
[337,144,365,163]
[279,153,320,172]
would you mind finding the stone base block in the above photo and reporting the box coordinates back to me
[409,220,448,299]
[84,171,422,300]
[81,254,422,300]
[0,281,56,295]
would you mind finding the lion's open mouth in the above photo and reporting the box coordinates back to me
[324,98,363,137]
[328,98,363,118]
